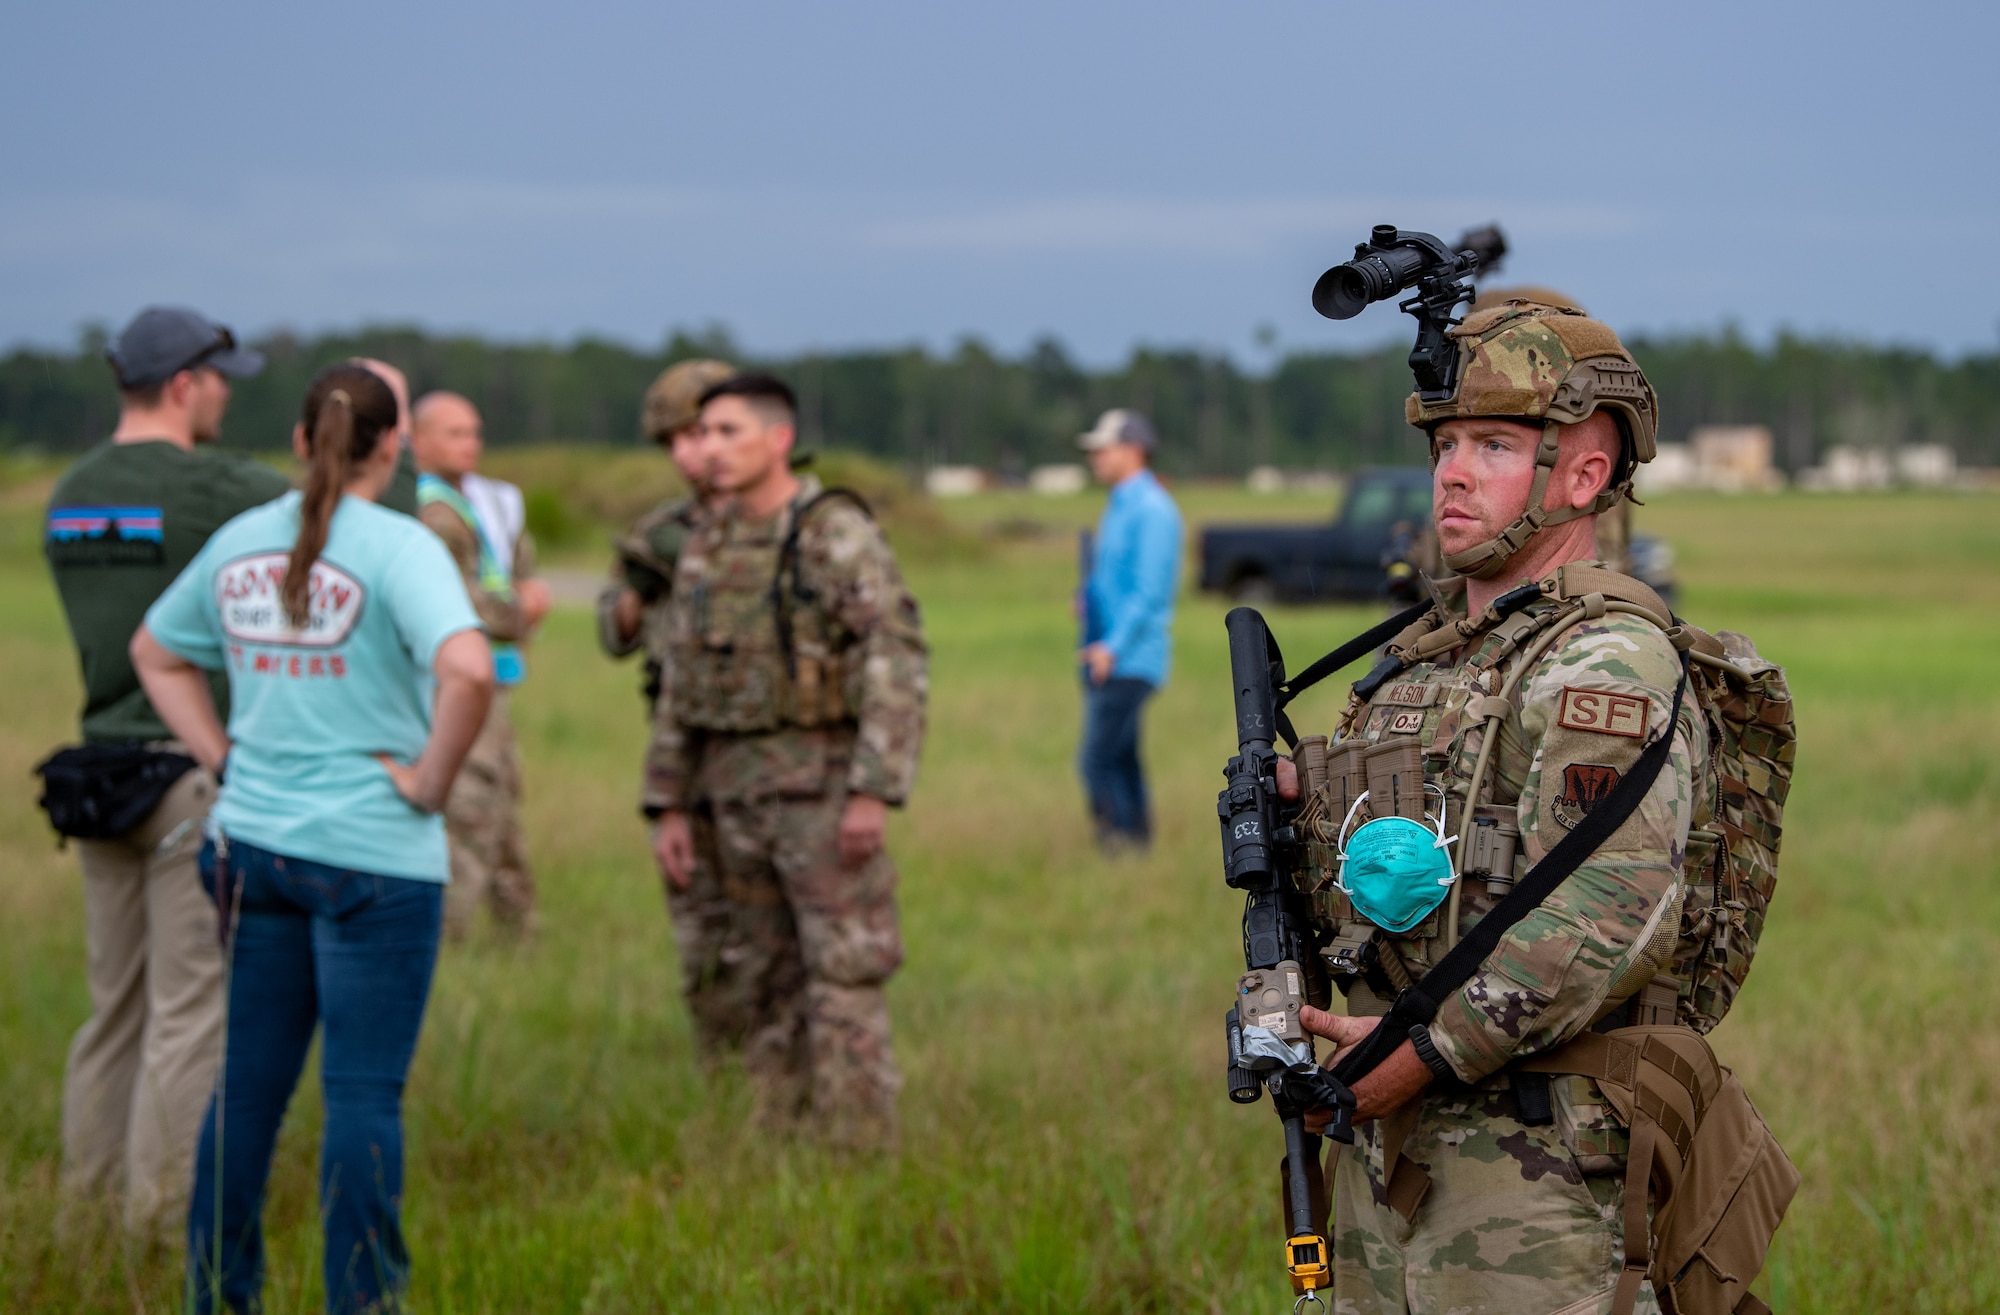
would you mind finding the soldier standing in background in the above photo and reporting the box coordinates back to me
[39,307,284,1239]
[649,373,927,1150]
[413,391,552,938]
[596,359,747,1061]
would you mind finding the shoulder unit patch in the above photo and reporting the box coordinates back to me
[1551,762,1623,830]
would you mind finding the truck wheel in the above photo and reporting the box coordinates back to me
[1230,573,1278,605]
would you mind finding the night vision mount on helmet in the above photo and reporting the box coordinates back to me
[1312,224,1508,403]
[1314,224,1662,580]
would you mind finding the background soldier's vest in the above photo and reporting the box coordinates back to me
[667,486,857,735]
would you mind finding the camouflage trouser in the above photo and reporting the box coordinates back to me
[443,690,537,939]
[706,793,904,1150]
[666,805,760,1063]
[1331,1081,1659,1315]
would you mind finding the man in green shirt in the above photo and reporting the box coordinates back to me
[42,306,287,1240]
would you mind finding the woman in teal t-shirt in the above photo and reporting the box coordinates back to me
[133,363,491,1315]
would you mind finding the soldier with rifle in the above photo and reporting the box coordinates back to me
[598,358,744,1062]
[1218,229,1796,1314]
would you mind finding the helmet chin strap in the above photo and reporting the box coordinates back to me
[1441,420,1630,581]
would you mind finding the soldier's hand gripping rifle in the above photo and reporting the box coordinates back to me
[1217,606,1355,1309]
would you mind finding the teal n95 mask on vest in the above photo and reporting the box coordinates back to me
[1334,785,1459,933]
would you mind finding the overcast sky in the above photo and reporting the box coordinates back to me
[4,1,1994,364]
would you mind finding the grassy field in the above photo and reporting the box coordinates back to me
[1,460,1995,1312]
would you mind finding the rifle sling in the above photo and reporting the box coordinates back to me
[1272,601,1430,746]
[1328,658,1690,1089]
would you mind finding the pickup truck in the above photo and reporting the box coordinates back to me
[1198,467,1437,603]
[1198,466,1678,607]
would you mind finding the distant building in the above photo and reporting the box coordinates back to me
[1797,443,1958,491]
[1691,426,1783,492]
[1028,463,1088,495]
[1245,466,1341,495]
[1633,425,1782,493]
[1798,447,1891,491]
[1895,444,1957,486]
[1635,444,1700,494]
[924,465,988,498]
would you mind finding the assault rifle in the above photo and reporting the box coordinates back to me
[1217,606,1354,1304]
[1217,599,1437,1305]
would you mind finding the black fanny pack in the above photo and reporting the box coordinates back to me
[33,743,197,841]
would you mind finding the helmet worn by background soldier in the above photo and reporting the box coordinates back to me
[1405,301,1659,580]
[642,358,736,441]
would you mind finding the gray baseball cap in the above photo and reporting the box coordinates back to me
[1077,407,1158,452]
[107,306,264,389]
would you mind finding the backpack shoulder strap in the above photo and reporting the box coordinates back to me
[1548,562,1671,628]
[771,487,876,673]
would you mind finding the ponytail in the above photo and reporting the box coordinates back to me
[286,365,400,629]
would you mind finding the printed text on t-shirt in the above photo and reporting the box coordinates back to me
[214,552,365,647]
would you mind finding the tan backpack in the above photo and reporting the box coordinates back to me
[1533,594,1802,1315]
[1513,602,1801,1315]
[1521,1026,1798,1315]
[1674,628,1795,1033]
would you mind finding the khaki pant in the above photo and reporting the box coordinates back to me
[707,793,905,1151]
[443,690,536,938]
[62,766,225,1239]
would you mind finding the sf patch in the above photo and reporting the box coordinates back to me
[1557,686,1648,738]
[1551,762,1622,830]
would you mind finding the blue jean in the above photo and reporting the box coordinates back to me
[1079,675,1156,846]
[188,838,442,1315]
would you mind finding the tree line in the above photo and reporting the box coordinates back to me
[4,323,1997,475]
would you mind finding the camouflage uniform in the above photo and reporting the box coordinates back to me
[1315,303,1707,1311]
[602,496,748,1060]
[646,474,928,1147]
[1320,581,1706,1313]
[417,492,539,938]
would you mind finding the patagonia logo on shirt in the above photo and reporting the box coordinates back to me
[215,552,365,648]
[45,506,166,566]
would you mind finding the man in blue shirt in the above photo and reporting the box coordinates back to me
[1076,409,1183,852]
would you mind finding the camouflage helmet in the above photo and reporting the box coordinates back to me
[1467,284,1588,315]
[641,358,734,442]
[1406,301,1660,580]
